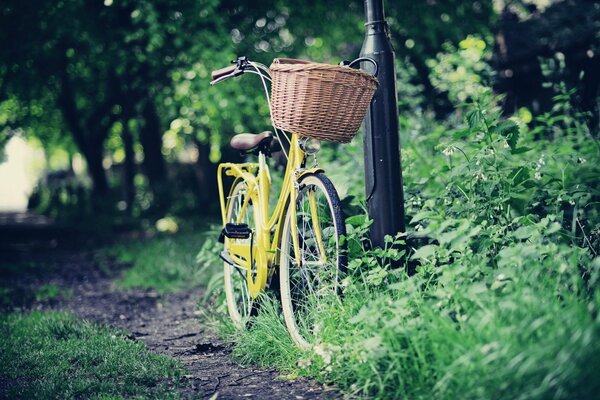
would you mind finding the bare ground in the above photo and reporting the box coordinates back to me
[0,213,337,399]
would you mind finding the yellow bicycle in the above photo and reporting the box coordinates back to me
[211,57,348,349]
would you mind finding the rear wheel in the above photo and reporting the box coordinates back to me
[223,181,257,327]
[279,173,347,349]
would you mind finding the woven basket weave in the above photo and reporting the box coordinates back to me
[269,59,378,143]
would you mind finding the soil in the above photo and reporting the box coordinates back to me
[0,213,338,399]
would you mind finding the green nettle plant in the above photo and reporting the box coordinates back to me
[211,87,600,399]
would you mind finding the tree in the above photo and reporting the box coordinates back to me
[0,0,226,201]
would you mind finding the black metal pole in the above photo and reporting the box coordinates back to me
[360,0,406,248]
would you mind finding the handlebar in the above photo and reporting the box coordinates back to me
[210,56,378,86]
[210,57,273,86]
[211,65,237,81]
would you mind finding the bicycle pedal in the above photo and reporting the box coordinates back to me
[222,223,252,239]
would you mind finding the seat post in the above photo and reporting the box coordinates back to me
[257,152,271,228]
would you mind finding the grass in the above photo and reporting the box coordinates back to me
[0,259,71,309]
[217,241,600,399]
[0,311,184,399]
[0,284,72,310]
[102,229,219,294]
[34,284,73,302]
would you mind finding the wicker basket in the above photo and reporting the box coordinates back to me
[269,58,378,143]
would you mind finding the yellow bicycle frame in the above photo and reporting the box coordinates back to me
[217,134,324,297]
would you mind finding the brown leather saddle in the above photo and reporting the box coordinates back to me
[230,131,281,155]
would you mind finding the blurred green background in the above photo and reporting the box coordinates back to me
[0,0,598,230]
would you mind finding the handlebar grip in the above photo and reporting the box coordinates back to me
[211,65,237,80]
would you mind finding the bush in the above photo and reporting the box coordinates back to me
[218,87,600,399]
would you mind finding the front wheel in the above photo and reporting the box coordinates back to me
[279,173,347,349]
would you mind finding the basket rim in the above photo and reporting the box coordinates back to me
[269,58,378,85]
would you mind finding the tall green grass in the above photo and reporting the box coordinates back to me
[219,223,600,398]
[210,90,600,398]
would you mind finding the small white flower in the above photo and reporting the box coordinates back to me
[579,157,587,164]
[442,146,455,156]
[298,358,312,368]
[569,199,575,206]
[314,344,332,365]
[534,171,542,180]
[411,197,422,207]
[537,156,545,166]
[341,276,352,288]
[476,131,485,140]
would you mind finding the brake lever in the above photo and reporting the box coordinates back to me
[210,56,249,85]
[210,74,232,86]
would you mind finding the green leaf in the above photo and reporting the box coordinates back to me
[345,214,367,228]
[348,259,362,270]
[513,225,538,240]
[511,146,532,155]
[495,120,520,150]
[410,244,437,260]
[508,167,530,187]
[410,210,438,224]
[452,128,470,140]
[466,109,484,130]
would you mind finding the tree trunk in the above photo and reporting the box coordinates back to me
[122,119,136,212]
[192,139,217,210]
[83,141,109,196]
[139,99,168,209]
[139,101,166,185]
[58,66,111,197]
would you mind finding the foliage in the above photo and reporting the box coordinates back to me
[0,311,183,399]
[428,35,493,105]
[214,89,600,398]
[0,0,501,218]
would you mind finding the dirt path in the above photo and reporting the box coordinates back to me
[0,213,336,399]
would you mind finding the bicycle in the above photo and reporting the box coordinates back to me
[211,56,376,349]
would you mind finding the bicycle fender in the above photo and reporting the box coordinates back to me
[295,167,324,181]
